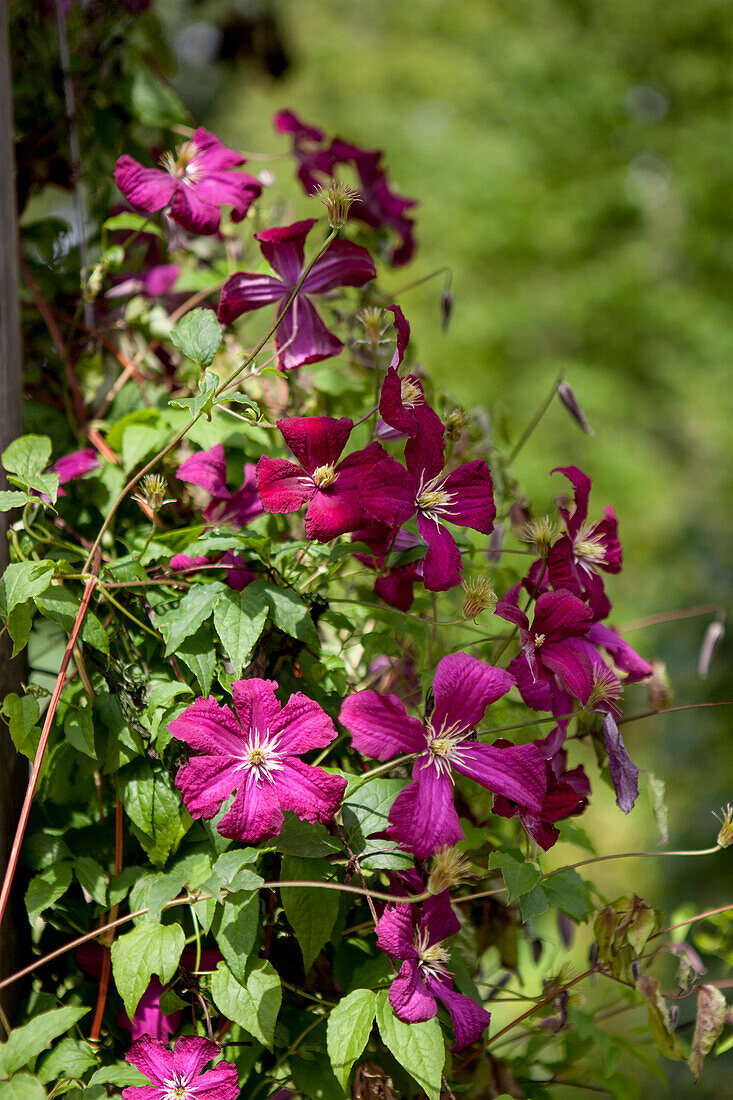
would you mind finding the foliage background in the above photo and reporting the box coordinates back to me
[154,0,732,1094]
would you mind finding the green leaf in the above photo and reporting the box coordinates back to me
[542,869,593,921]
[281,855,340,973]
[519,884,549,922]
[0,490,31,512]
[327,989,377,1091]
[176,627,216,694]
[130,69,188,127]
[2,693,41,759]
[37,1038,96,1083]
[110,921,185,1018]
[0,1006,89,1076]
[210,960,281,1048]
[169,370,219,420]
[25,863,73,924]
[118,760,189,866]
[2,434,52,479]
[144,869,188,921]
[103,212,165,241]
[213,891,260,976]
[87,1064,148,1087]
[212,849,263,891]
[64,704,96,758]
[375,990,444,1100]
[213,587,268,676]
[7,602,32,656]
[170,309,223,368]
[342,777,405,842]
[121,423,165,473]
[274,814,341,857]
[0,1075,46,1100]
[34,587,109,654]
[291,1053,345,1100]
[154,583,224,656]
[488,850,542,903]
[688,983,727,1078]
[73,857,108,906]
[250,580,319,649]
[147,680,193,712]
[0,560,55,621]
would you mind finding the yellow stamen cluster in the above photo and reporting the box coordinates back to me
[357,306,386,346]
[132,474,171,513]
[160,141,200,181]
[713,804,733,848]
[312,464,337,489]
[417,487,450,513]
[586,666,622,712]
[647,660,673,711]
[444,408,468,443]
[573,521,607,565]
[400,377,423,407]
[519,516,558,558]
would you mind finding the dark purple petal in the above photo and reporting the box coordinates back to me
[340,691,426,759]
[359,457,416,527]
[552,465,591,536]
[405,431,445,483]
[431,652,513,734]
[304,485,362,541]
[275,294,344,370]
[374,566,419,612]
[114,156,177,214]
[494,599,529,631]
[190,128,245,172]
[532,590,593,644]
[375,903,418,959]
[387,304,410,369]
[378,367,444,447]
[588,623,653,682]
[218,272,285,325]
[389,959,437,1022]
[275,758,347,824]
[334,442,386,491]
[177,444,231,499]
[387,762,464,859]
[274,110,325,143]
[172,1035,221,1078]
[603,713,639,813]
[256,456,315,514]
[422,890,461,945]
[452,742,546,813]
[540,641,595,705]
[275,693,338,753]
[440,461,495,534]
[218,774,284,843]
[427,974,491,1052]
[256,219,317,284]
[507,654,575,719]
[220,551,257,591]
[169,184,222,236]
[302,239,376,294]
[417,514,463,591]
[277,416,353,473]
[207,465,263,526]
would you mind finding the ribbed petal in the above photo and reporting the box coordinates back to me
[218,272,285,324]
[169,185,221,236]
[428,975,491,1052]
[275,758,347,823]
[114,156,177,214]
[302,239,376,294]
[194,170,261,223]
[169,696,246,757]
[388,762,463,859]
[256,219,317,284]
[375,903,418,959]
[256,456,315,514]
[494,599,529,630]
[231,678,281,738]
[405,432,445,483]
[359,457,416,526]
[452,742,546,813]
[541,642,594,704]
[440,461,495,534]
[191,128,245,171]
[417,514,462,591]
[175,755,241,819]
[552,465,591,536]
[278,416,353,472]
[188,1063,239,1100]
[305,485,363,541]
[125,1035,172,1083]
[547,537,583,597]
[340,691,427,759]
[169,553,211,574]
[333,442,386,490]
[275,295,343,370]
[120,1086,161,1100]
[389,959,437,1022]
[532,590,593,644]
[172,1035,220,1077]
[603,713,639,813]
[422,891,460,945]
[177,444,231,499]
[217,774,283,843]
[275,693,338,753]
[431,653,513,735]
[596,507,622,572]
[387,304,410,369]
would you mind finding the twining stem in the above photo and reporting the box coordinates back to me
[486,968,594,1048]
[650,901,733,940]
[621,604,723,633]
[543,845,722,880]
[506,371,564,465]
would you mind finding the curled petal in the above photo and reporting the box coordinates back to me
[422,891,461,945]
[389,959,437,1023]
[427,974,491,1052]
[541,642,595,705]
[218,273,285,324]
[340,691,426,759]
[275,294,344,370]
[552,465,591,536]
[532,590,593,643]
[417,514,462,591]
[588,623,653,681]
[387,304,410,369]
[256,219,317,284]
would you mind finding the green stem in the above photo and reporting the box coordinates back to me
[543,845,722,880]
[344,753,418,792]
[506,371,563,465]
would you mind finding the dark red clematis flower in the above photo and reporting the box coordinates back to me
[273,110,336,194]
[352,521,423,611]
[218,219,376,370]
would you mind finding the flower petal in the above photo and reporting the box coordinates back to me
[541,642,594,704]
[389,959,437,1022]
[278,416,353,473]
[218,273,285,325]
[387,304,410,369]
[302,239,376,294]
[422,891,460,945]
[114,156,177,214]
[430,653,514,734]
[125,1035,172,1084]
[417,514,462,591]
[275,758,347,824]
[375,903,418,959]
[359,457,416,527]
[256,219,317,284]
[441,461,495,534]
[172,1035,220,1077]
[52,448,100,484]
[275,693,338,753]
[177,444,231,499]
[588,623,653,681]
[552,465,591,536]
[256,456,315,514]
[169,696,246,757]
[452,742,546,813]
[532,590,593,643]
[194,169,261,223]
[340,691,426,759]
[230,678,282,738]
[169,184,221,236]
[275,295,344,370]
[186,1063,239,1100]
[217,775,283,843]
[175,755,242,820]
[191,128,245,171]
[387,762,463,859]
[428,974,491,1052]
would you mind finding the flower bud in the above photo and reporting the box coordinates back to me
[647,660,672,711]
[440,286,454,332]
[317,180,361,229]
[427,846,472,894]
[461,577,497,620]
[698,618,725,680]
[713,804,733,848]
[557,380,594,436]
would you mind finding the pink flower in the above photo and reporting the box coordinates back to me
[340,653,546,859]
[114,128,261,236]
[117,976,180,1043]
[177,444,262,528]
[376,877,490,1050]
[218,219,376,370]
[273,110,336,194]
[122,1035,238,1100]
[359,435,495,591]
[257,417,384,542]
[169,679,347,843]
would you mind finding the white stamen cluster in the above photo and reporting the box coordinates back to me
[416,473,453,518]
[160,141,203,184]
[162,1074,190,1100]
[424,720,470,778]
[573,520,607,569]
[415,925,451,979]
[237,729,283,784]
[400,377,423,408]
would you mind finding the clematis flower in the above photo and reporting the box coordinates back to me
[117,976,180,1043]
[177,444,263,528]
[169,678,347,843]
[122,1035,238,1100]
[492,731,591,850]
[359,435,495,591]
[273,110,336,194]
[376,880,490,1050]
[547,466,622,620]
[376,305,444,449]
[218,219,376,371]
[114,128,262,237]
[351,521,423,611]
[257,417,384,541]
[340,652,546,859]
[52,448,100,492]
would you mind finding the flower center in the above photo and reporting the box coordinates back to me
[534,632,546,648]
[417,487,450,513]
[238,730,283,784]
[415,926,451,978]
[160,141,202,183]
[428,736,455,759]
[573,521,607,567]
[312,464,337,489]
[162,1074,190,1100]
[400,378,423,408]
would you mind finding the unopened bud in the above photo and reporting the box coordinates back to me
[647,660,673,711]
[698,618,725,679]
[444,408,468,444]
[518,516,558,559]
[132,473,172,513]
[713,804,733,848]
[509,501,532,539]
[461,576,497,620]
[317,180,361,229]
[427,846,472,894]
[557,380,594,436]
[440,286,454,332]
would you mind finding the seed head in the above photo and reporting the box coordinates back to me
[586,666,622,714]
[461,576,497,620]
[713,804,733,848]
[317,179,361,229]
[444,408,468,444]
[518,515,558,558]
[132,474,172,513]
[428,846,473,894]
[647,660,673,711]
[357,306,386,346]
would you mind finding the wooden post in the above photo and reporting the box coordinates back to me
[0,5,28,1024]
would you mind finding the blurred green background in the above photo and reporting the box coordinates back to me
[154,3,732,1092]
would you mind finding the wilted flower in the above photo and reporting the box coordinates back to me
[647,660,673,710]
[122,1035,238,1100]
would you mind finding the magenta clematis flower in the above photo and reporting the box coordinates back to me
[122,1035,238,1100]
[169,678,347,843]
[492,731,591,851]
[340,653,546,859]
[376,881,490,1050]
[53,448,100,491]
[117,976,180,1043]
[177,444,263,528]
[359,435,495,591]
[273,110,336,194]
[257,417,384,542]
[114,128,262,237]
[376,305,444,449]
[352,521,423,611]
[218,219,376,370]
[547,466,622,620]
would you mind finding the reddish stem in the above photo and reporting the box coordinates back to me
[89,797,123,1043]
